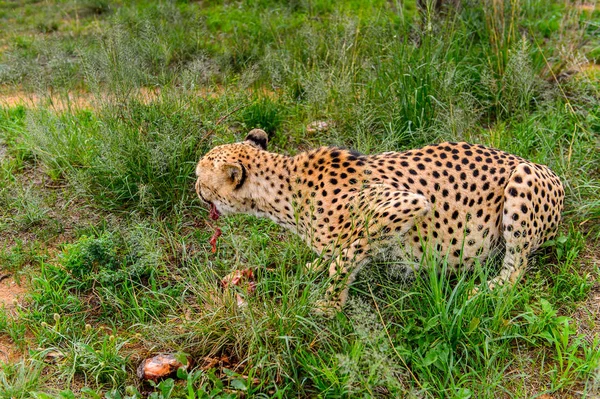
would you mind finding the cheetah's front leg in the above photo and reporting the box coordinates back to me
[313,240,370,315]
[305,258,326,273]
[313,188,431,315]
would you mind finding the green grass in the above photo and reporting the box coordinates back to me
[0,0,599,397]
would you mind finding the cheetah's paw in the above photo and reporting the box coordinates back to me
[305,259,326,273]
[311,299,341,317]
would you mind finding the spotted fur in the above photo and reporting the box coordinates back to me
[195,129,565,313]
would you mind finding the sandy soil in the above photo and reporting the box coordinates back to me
[0,274,27,363]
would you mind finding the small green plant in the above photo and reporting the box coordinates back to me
[57,229,162,291]
[60,234,119,287]
[539,228,592,305]
[69,335,129,386]
[99,368,241,399]
[240,97,285,136]
[522,299,600,389]
[0,360,45,399]
[0,240,34,273]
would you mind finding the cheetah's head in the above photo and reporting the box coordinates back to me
[195,129,268,217]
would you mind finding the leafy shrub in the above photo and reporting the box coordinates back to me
[59,232,152,291]
[60,234,119,283]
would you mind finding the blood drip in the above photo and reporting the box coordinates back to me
[207,203,222,253]
[209,228,222,253]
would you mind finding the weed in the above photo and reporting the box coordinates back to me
[60,234,119,287]
[239,97,285,136]
[538,226,592,306]
[67,334,129,387]
[0,240,35,273]
[0,359,45,399]
[522,299,600,389]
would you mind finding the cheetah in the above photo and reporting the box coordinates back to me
[195,129,564,313]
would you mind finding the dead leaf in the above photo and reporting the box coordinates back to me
[221,269,256,294]
[43,350,65,364]
[221,269,256,308]
[199,354,231,371]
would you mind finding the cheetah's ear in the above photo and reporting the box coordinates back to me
[244,129,268,150]
[222,162,247,190]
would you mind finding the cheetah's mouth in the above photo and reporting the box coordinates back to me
[195,182,220,220]
[209,202,220,221]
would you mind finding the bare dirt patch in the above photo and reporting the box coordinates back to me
[0,274,27,311]
[0,85,269,112]
[0,87,168,111]
[0,335,21,363]
[1,90,98,111]
[0,275,27,364]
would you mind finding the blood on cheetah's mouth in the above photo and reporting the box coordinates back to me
[209,203,220,221]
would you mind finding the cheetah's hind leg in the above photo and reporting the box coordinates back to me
[487,162,547,291]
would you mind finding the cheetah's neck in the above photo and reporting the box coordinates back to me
[244,151,299,232]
